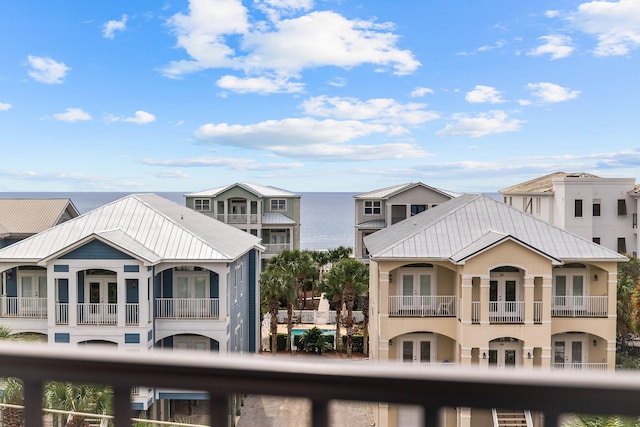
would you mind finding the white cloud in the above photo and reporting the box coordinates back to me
[53,108,92,122]
[545,10,561,18]
[27,55,70,84]
[528,35,574,59]
[150,169,191,179]
[437,110,523,138]
[217,74,305,94]
[301,96,439,125]
[0,103,12,111]
[458,39,507,56]
[255,0,313,21]
[527,82,580,103]
[194,117,431,160]
[465,85,505,104]
[103,15,128,39]
[142,156,304,170]
[118,110,156,125]
[570,0,640,56]
[410,87,434,98]
[163,1,420,79]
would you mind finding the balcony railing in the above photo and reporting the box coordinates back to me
[551,363,608,372]
[0,297,47,319]
[388,295,456,317]
[156,298,219,319]
[264,242,291,253]
[4,342,640,427]
[490,301,524,323]
[78,303,118,325]
[552,296,608,317]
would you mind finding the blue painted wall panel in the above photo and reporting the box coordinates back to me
[54,265,69,272]
[55,333,70,343]
[61,239,134,260]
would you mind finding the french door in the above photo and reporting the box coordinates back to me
[489,342,520,369]
[553,338,584,369]
[399,335,435,365]
[554,274,585,312]
[174,274,209,317]
[490,276,519,321]
[84,279,117,324]
[399,271,432,314]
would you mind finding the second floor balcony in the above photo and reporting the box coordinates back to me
[388,295,456,317]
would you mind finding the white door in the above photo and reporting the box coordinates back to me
[400,272,432,313]
[174,274,208,317]
[398,335,435,365]
[554,274,585,312]
[490,277,519,321]
[489,342,520,369]
[553,338,584,369]
[86,279,117,323]
[174,335,209,351]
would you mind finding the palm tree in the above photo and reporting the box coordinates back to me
[324,258,368,358]
[260,269,289,354]
[299,327,333,355]
[44,382,112,427]
[1,377,25,427]
[319,273,345,353]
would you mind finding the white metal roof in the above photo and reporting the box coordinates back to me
[0,194,263,264]
[355,219,386,229]
[185,183,299,198]
[262,213,296,225]
[364,193,627,264]
[0,198,79,236]
[354,182,459,200]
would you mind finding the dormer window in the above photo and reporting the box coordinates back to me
[194,199,210,211]
[271,199,287,212]
[364,200,381,215]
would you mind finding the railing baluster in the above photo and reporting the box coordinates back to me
[312,399,329,427]
[208,392,229,426]
[23,379,42,427]
[113,386,131,427]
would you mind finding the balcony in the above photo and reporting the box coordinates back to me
[551,363,608,372]
[3,341,640,427]
[551,296,608,317]
[156,298,220,320]
[0,297,47,319]
[264,242,291,253]
[219,214,259,224]
[388,296,456,317]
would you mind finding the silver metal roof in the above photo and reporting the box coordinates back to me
[0,198,79,236]
[185,183,300,198]
[0,194,263,264]
[354,182,459,200]
[355,220,386,229]
[364,193,627,263]
[262,213,296,225]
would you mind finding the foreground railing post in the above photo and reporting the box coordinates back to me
[208,392,229,426]
[422,406,439,427]
[113,386,131,427]
[23,379,42,427]
[544,412,560,427]
[311,399,329,427]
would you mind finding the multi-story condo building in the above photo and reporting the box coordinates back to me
[354,183,457,261]
[500,172,639,257]
[364,193,626,427]
[0,194,262,417]
[0,198,79,248]
[185,183,301,261]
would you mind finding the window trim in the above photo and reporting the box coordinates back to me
[270,199,287,212]
[574,199,583,218]
[592,199,601,217]
[194,198,211,212]
[618,199,627,216]
[364,200,381,215]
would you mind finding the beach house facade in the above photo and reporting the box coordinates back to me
[500,172,640,257]
[185,183,301,260]
[0,198,79,248]
[354,183,457,261]
[364,194,626,427]
[0,194,263,413]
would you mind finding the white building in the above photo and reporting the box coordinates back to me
[500,172,639,257]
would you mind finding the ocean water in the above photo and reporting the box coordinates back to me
[0,191,356,251]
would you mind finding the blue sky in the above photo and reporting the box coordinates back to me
[1,0,639,194]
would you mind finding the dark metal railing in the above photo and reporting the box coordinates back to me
[2,341,640,427]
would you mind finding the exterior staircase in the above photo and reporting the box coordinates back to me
[492,409,533,427]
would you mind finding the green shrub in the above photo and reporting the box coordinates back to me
[341,335,365,353]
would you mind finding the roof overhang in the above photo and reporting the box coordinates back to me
[450,234,563,266]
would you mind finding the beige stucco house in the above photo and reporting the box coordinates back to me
[364,193,627,427]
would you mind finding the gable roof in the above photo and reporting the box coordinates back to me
[0,198,79,237]
[499,172,599,194]
[364,193,626,264]
[185,183,299,198]
[354,182,459,200]
[0,194,263,264]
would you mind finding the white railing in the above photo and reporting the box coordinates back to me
[263,243,291,253]
[276,310,364,324]
[534,301,543,324]
[552,296,608,317]
[388,295,456,317]
[55,303,69,325]
[472,301,480,324]
[125,304,139,326]
[228,214,248,224]
[78,303,118,325]
[0,297,47,319]
[489,301,524,323]
[551,363,608,372]
[4,342,640,427]
[155,298,219,319]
